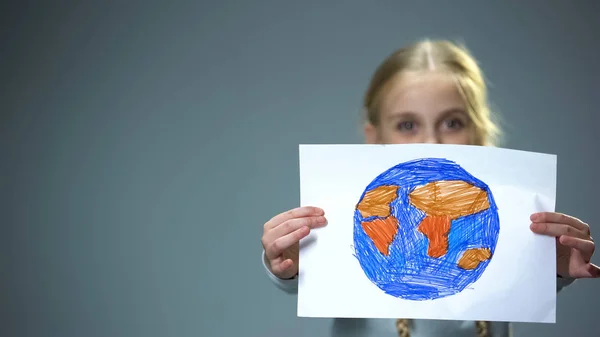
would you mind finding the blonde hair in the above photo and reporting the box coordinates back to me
[396,319,492,337]
[363,38,501,146]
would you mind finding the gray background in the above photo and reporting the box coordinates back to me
[3,1,599,336]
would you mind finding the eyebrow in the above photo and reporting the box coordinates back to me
[386,111,419,121]
[438,108,469,119]
[386,108,468,121]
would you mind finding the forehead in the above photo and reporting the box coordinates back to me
[379,71,466,119]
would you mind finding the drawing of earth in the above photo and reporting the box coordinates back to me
[353,157,500,300]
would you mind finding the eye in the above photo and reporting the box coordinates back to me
[444,118,464,130]
[397,121,416,131]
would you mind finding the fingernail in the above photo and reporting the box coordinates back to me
[530,213,539,221]
[530,223,538,230]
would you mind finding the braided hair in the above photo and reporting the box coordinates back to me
[396,319,491,337]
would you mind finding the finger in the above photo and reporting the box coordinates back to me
[269,215,327,239]
[265,226,310,259]
[531,212,590,233]
[530,222,589,240]
[271,258,294,276]
[558,235,595,256]
[261,216,325,258]
[569,251,600,278]
[583,263,600,278]
[264,206,324,230]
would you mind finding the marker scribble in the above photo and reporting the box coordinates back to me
[353,158,500,301]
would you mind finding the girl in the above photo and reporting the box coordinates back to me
[260,39,597,337]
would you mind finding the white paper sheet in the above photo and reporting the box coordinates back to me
[297,144,557,323]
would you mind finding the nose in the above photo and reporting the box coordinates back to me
[423,130,440,144]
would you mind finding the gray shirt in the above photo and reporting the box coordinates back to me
[262,251,575,337]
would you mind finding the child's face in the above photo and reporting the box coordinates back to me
[364,71,474,145]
